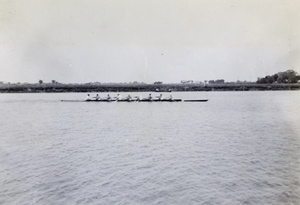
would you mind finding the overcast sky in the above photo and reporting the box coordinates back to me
[0,0,299,83]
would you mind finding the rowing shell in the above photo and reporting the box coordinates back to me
[61,99,209,102]
[183,99,209,102]
[61,99,182,102]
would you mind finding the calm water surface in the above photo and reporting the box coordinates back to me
[0,91,299,205]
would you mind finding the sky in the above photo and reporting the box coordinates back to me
[0,0,299,83]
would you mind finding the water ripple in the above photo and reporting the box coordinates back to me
[0,92,299,204]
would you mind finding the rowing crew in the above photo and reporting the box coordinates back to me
[86,93,173,101]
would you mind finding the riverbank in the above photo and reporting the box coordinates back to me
[0,83,300,93]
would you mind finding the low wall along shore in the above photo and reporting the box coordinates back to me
[0,83,300,93]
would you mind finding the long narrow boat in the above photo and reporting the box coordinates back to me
[61,99,209,102]
[184,99,209,102]
[61,99,182,102]
[97,98,182,102]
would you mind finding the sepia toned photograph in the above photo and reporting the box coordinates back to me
[1,0,299,204]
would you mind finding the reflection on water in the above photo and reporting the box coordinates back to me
[0,91,299,204]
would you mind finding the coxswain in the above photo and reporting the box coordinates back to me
[86,94,91,101]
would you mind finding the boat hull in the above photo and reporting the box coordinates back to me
[61,99,208,102]
[184,99,209,102]
[85,99,182,102]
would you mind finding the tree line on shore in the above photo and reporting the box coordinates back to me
[256,70,300,84]
[1,69,299,86]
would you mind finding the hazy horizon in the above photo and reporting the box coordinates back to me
[1,0,299,84]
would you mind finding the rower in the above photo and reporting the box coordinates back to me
[148,93,152,100]
[107,94,111,100]
[133,95,142,101]
[126,94,132,100]
[86,94,91,101]
[157,94,163,100]
[169,94,173,100]
[94,94,100,100]
[116,94,121,100]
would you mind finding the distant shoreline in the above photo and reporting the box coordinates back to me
[1,83,300,93]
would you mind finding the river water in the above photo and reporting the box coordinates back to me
[0,91,299,205]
